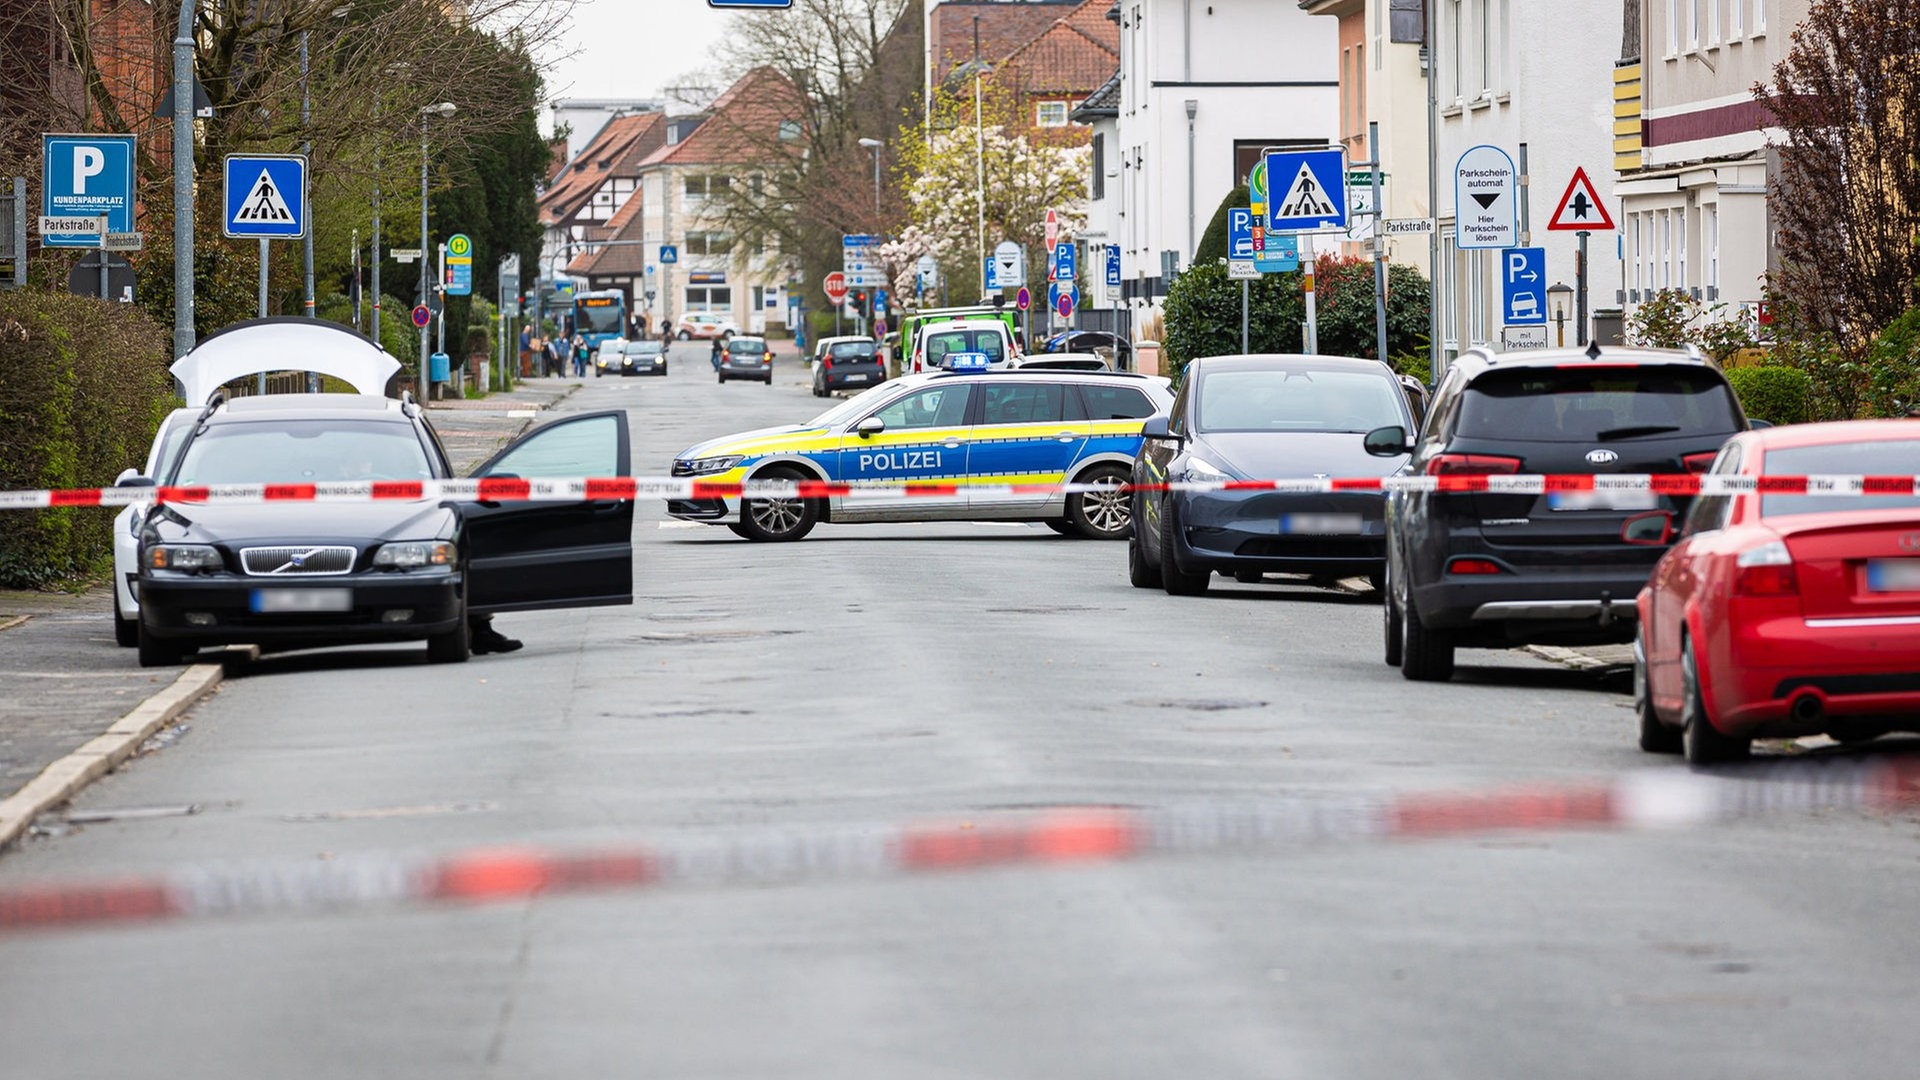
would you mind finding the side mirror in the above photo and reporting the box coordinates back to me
[856,416,885,439]
[115,472,156,488]
[1621,510,1675,546]
[1363,425,1412,457]
[1748,418,1774,430]
[1140,415,1178,440]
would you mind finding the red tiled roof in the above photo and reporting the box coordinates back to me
[539,112,666,227]
[929,0,1081,86]
[637,67,805,170]
[568,183,650,277]
[994,0,1118,97]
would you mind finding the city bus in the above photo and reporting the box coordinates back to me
[571,289,628,349]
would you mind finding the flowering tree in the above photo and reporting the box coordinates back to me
[885,85,1089,305]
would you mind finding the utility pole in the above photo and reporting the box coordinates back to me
[170,0,195,360]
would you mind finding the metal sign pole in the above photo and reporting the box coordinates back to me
[11,179,25,287]
[1576,230,1589,346]
[97,215,109,302]
[258,237,269,393]
[1303,234,1318,355]
[1240,278,1249,354]
[1369,122,1388,364]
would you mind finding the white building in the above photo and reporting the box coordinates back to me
[1617,0,1803,327]
[1106,0,1339,324]
[1430,0,1623,360]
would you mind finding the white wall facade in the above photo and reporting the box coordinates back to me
[1432,0,1622,357]
[1112,0,1338,315]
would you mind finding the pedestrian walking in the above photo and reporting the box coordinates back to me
[573,334,590,378]
[710,335,724,372]
[518,325,533,378]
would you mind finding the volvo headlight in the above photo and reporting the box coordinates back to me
[372,541,456,568]
[147,544,222,571]
[1184,457,1233,484]
[684,455,744,475]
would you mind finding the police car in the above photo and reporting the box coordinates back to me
[668,356,1174,541]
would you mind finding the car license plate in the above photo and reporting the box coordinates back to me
[250,588,352,613]
[1281,513,1363,535]
[1548,490,1658,512]
[845,374,868,382]
[1866,559,1920,593]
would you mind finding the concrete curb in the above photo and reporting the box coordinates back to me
[1523,644,1627,671]
[0,615,28,633]
[0,659,227,850]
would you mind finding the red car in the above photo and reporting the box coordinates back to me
[1636,420,1920,763]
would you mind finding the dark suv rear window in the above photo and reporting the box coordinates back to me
[1457,366,1740,442]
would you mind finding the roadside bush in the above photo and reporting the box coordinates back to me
[1725,366,1812,426]
[0,290,174,588]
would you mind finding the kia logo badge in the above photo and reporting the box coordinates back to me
[1586,448,1620,465]
[1901,533,1920,552]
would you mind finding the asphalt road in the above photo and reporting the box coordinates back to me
[4,350,1920,1079]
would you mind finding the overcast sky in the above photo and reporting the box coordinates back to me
[539,0,739,129]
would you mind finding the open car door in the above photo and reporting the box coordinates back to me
[462,410,634,614]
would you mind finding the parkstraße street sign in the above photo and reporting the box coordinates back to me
[41,134,136,248]
[1454,144,1517,249]
[1548,167,1617,231]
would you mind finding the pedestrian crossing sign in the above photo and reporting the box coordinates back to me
[1262,148,1347,234]
[223,154,308,239]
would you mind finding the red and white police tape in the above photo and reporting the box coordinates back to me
[2,472,1919,509]
[4,758,1918,933]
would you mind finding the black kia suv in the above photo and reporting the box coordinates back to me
[1370,343,1749,682]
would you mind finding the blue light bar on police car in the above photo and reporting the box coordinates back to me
[947,352,991,373]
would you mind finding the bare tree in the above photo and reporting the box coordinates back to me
[1760,0,1920,353]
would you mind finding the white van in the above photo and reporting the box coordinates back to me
[910,319,1018,373]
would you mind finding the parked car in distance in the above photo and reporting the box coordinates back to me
[676,315,740,340]
[719,336,774,384]
[593,337,627,377]
[813,338,886,396]
[1043,329,1131,370]
[1636,420,1920,763]
[911,319,1015,373]
[1380,343,1748,683]
[1129,355,1415,597]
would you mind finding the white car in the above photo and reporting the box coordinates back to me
[675,315,740,340]
[109,320,399,647]
[909,318,1017,373]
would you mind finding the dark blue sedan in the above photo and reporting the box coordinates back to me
[1127,354,1416,596]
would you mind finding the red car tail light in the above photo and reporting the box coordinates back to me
[823,356,833,370]
[1681,452,1717,474]
[1447,557,1505,575]
[1734,539,1798,596]
[1426,454,1523,477]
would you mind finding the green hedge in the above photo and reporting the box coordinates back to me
[1725,365,1811,426]
[0,290,175,588]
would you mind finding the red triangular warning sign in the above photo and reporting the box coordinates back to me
[1547,167,1616,231]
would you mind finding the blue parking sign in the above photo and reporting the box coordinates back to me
[224,154,308,239]
[1228,208,1255,261]
[1055,241,1077,283]
[1105,245,1121,287]
[1502,246,1547,325]
[41,134,136,248]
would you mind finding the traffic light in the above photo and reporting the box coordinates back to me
[852,289,868,313]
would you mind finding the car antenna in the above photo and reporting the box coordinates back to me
[1585,340,1603,360]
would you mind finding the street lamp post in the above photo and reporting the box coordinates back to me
[1548,281,1573,348]
[418,102,456,392]
[858,137,882,217]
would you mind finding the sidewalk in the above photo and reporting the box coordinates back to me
[0,380,575,845]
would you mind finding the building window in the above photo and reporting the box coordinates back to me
[1708,0,1719,44]
[1659,210,1671,289]
[1440,229,1459,353]
[1689,0,1700,46]
[1668,0,1681,55]
[1677,206,1688,291]
[1730,0,1744,36]
[1091,134,1105,200]
[1036,101,1069,127]
[1630,216,1643,300]
[1467,250,1489,346]
[1706,204,1720,293]
[684,175,731,200]
[778,120,801,141]
[685,285,731,311]
[1477,0,1492,93]
[684,231,731,256]
[1356,43,1367,128]
[1450,0,1464,100]
[1753,0,1766,33]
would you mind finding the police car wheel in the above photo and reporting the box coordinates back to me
[736,470,819,542]
[1065,465,1132,540]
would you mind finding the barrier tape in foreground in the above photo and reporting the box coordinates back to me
[2,472,1919,509]
[4,758,1918,933]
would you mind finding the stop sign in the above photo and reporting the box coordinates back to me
[823,271,848,305]
[1044,209,1059,252]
